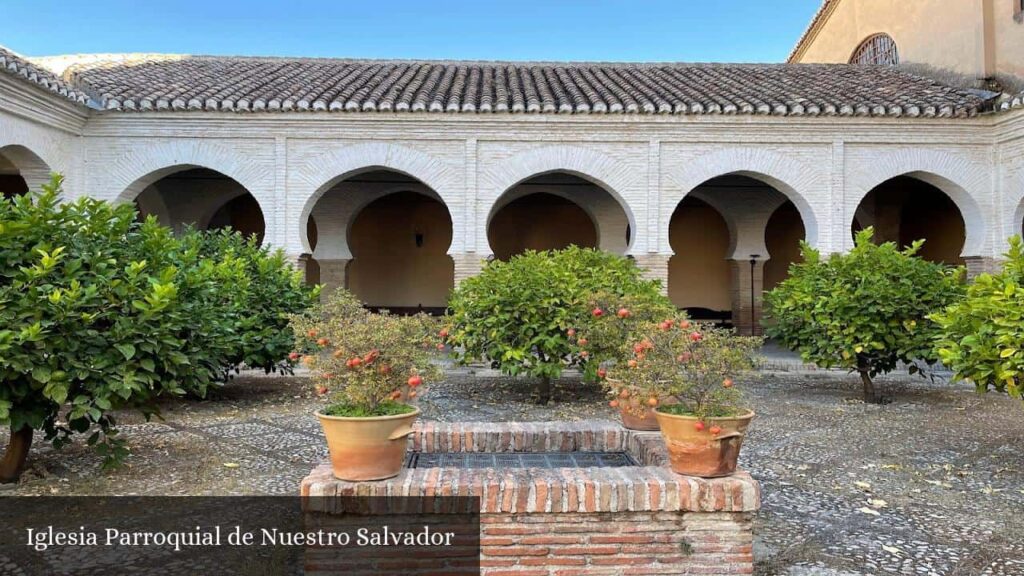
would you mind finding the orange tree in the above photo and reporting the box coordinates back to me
[0,176,316,483]
[291,289,443,416]
[196,229,319,375]
[764,228,964,404]
[445,247,666,404]
[933,236,1024,403]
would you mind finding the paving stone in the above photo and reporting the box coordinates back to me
[3,367,1021,574]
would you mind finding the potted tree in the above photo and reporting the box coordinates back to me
[606,319,761,477]
[292,290,442,481]
[573,291,677,430]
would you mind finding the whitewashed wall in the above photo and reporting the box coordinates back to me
[2,73,1023,279]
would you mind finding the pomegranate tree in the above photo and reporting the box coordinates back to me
[571,290,675,384]
[290,290,443,416]
[605,318,761,424]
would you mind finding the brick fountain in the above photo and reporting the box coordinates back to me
[301,420,760,575]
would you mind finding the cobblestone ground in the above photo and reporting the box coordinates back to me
[2,367,1021,575]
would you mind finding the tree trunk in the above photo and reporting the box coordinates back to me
[535,376,551,405]
[858,370,881,404]
[0,426,33,484]
[855,355,882,404]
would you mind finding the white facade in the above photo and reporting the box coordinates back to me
[2,70,1024,330]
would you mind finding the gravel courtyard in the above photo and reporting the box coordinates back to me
[2,365,1022,575]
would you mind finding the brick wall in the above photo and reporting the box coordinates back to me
[633,254,670,296]
[964,256,1003,278]
[302,420,760,575]
[480,512,753,576]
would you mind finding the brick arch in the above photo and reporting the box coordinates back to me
[489,183,634,255]
[109,140,272,206]
[293,142,462,255]
[310,183,448,260]
[685,188,790,260]
[1007,169,1024,246]
[0,120,67,188]
[848,149,989,256]
[479,145,639,255]
[661,147,822,255]
[0,144,53,192]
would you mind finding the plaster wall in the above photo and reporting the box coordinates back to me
[792,0,1024,84]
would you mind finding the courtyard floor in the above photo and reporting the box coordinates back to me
[2,365,1022,576]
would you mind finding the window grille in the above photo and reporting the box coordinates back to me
[849,34,899,65]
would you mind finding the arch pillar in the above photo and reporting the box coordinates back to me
[632,254,670,296]
[318,259,351,301]
[672,178,796,334]
[288,253,307,273]
[963,256,1001,278]
[452,253,486,286]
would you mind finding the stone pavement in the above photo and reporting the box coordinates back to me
[3,369,1022,575]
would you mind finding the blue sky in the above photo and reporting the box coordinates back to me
[3,0,821,63]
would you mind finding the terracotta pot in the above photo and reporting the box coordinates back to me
[653,409,754,478]
[317,407,419,481]
[618,405,660,431]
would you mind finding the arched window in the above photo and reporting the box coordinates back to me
[849,34,899,65]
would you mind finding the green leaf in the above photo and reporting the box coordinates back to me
[115,343,136,360]
[44,381,69,404]
[32,366,52,384]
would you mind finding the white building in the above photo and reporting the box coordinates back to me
[1,33,1023,334]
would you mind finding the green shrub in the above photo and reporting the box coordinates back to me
[0,176,315,482]
[445,247,667,404]
[195,229,319,374]
[763,228,965,403]
[933,236,1024,402]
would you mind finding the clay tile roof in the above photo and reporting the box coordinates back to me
[999,91,1024,112]
[0,46,90,105]
[41,54,994,118]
